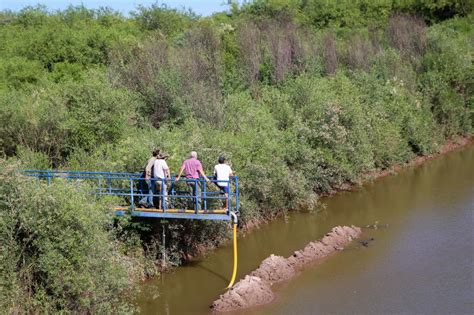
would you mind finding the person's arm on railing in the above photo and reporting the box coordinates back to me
[198,167,210,182]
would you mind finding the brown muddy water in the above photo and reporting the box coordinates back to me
[136,146,474,314]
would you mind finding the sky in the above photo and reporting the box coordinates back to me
[0,1,233,16]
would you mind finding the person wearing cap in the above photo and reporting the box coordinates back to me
[154,153,170,209]
[175,151,210,209]
[214,156,234,209]
[139,149,159,208]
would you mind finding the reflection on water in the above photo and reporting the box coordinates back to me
[136,146,474,314]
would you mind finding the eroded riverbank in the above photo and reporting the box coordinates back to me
[241,136,473,232]
[136,142,474,314]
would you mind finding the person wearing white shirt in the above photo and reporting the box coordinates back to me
[214,156,234,209]
[154,153,170,209]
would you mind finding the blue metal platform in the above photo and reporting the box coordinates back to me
[24,170,239,221]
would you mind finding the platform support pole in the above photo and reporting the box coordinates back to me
[162,221,167,269]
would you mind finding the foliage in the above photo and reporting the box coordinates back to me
[0,161,135,313]
[133,3,198,37]
[0,70,142,163]
[420,17,473,136]
[236,0,471,27]
[0,3,472,312]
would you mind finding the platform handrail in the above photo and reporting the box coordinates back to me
[23,170,239,220]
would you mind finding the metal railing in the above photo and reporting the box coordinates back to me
[23,170,239,220]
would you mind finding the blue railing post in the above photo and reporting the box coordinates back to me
[47,170,51,185]
[203,179,207,212]
[169,176,175,210]
[194,179,199,213]
[161,178,166,211]
[235,176,239,215]
[130,178,135,210]
[227,179,231,213]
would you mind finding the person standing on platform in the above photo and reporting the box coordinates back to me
[214,156,234,209]
[175,151,210,209]
[139,149,159,208]
[154,153,170,209]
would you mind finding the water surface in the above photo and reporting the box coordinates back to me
[137,146,474,314]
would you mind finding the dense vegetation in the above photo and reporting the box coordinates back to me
[1,0,472,312]
[0,162,148,312]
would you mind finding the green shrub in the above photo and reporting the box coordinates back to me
[356,70,440,157]
[0,56,45,89]
[1,6,141,71]
[15,146,52,169]
[0,4,471,297]
[420,18,473,136]
[0,87,68,159]
[0,70,142,162]
[0,161,134,313]
[133,3,197,37]
[283,74,374,186]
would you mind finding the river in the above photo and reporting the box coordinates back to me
[136,145,474,314]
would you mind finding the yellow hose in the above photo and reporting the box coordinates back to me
[226,223,238,289]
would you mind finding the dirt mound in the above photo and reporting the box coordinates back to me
[211,225,362,312]
[211,275,274,312]
[250,254,296,284]
[321,225,361,247]
[287,225,361,269]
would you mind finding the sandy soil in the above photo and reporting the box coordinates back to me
[211,226,362,312]
[210,276,274,312]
